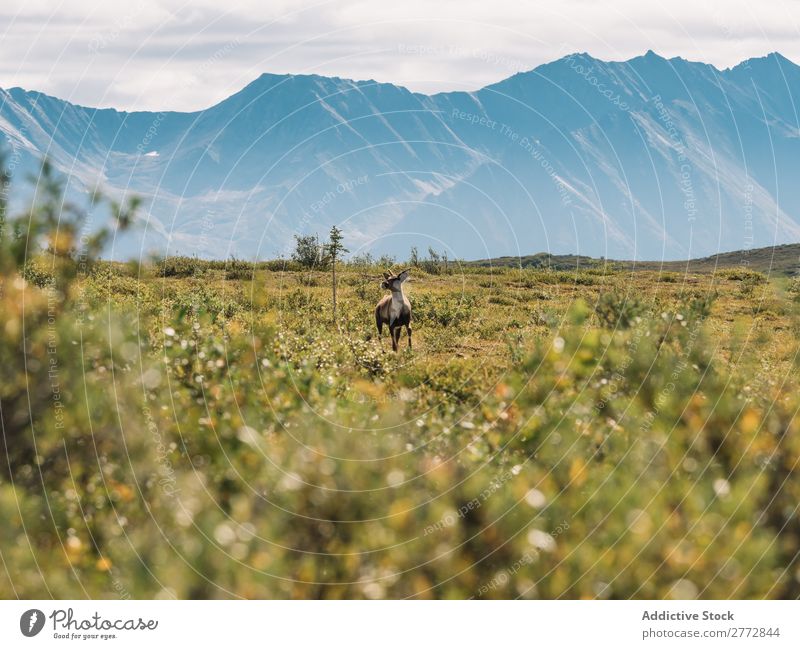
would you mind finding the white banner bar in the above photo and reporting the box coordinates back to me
[1,600,798,648]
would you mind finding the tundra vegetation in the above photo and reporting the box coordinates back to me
[2,160,800,599]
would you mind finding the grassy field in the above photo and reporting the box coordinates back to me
[3,167,800,599]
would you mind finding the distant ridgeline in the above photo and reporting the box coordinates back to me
[470,244,800,276]
[2,51,800,261]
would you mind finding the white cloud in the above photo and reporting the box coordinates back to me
[1,0,799,110]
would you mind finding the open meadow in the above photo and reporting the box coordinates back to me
[2,171,800,599]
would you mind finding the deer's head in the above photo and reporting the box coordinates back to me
[381,269,410,292]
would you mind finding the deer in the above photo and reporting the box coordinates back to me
[375,269,412,352]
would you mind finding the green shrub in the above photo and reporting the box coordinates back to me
[296,273,320,287]
[413,294,477,327]
[21,260,54,287]
[687,291,718,319]
[157,255,203,278]
[282,288,320,311]
[595,291,645,329]
[488,294,516,306]
[714,267,768,283]
[786,278,800,302]
[224,258,255,280]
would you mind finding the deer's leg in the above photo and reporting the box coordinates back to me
[376,311,384,341]
[391,326,400,352]
[406,325,412,350]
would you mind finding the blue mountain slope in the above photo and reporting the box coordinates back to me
[1,51,799,260]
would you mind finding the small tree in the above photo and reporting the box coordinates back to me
[377,253,396,269]
[423,246,442,274]
[326,226,348,323]
[292,234,322,269]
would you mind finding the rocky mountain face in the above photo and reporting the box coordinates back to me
[2,51,799,261]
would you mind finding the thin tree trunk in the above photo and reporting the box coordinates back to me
[332,257,337,323]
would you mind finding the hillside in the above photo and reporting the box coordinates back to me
[471,243,800,276]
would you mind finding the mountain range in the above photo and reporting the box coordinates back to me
[2,50,800,261]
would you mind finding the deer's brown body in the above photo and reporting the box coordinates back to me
[375,269,412,352]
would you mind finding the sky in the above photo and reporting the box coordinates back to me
[1,0,800,112]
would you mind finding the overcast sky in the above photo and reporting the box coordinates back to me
[1,0,799,111]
